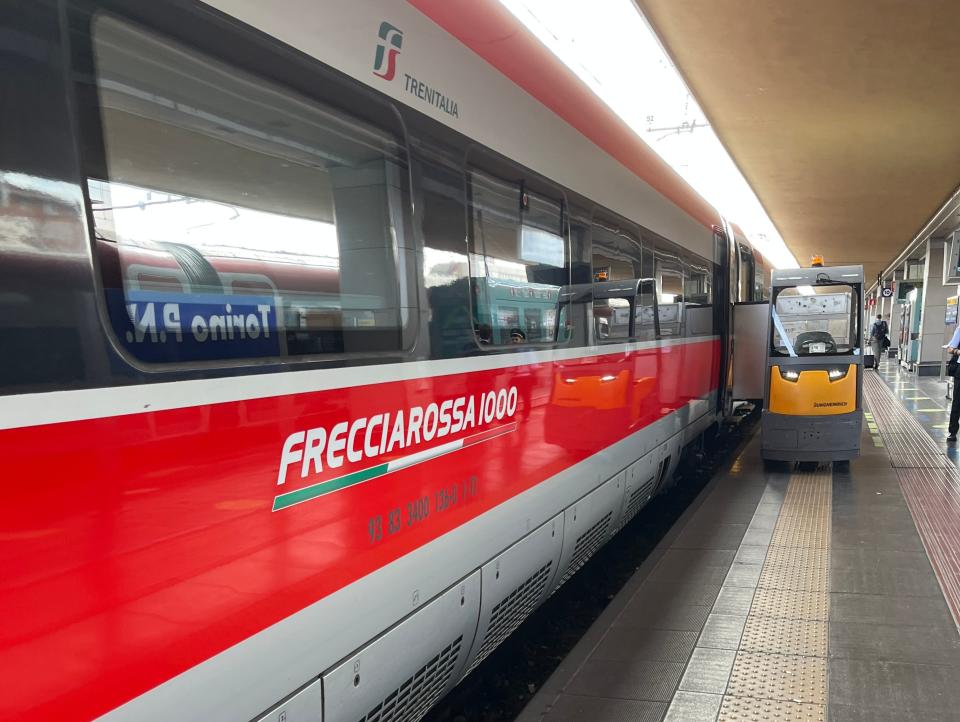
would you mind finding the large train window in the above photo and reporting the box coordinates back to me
[467,168,568,346]
[80,16,412,364]
[591,217,656,342]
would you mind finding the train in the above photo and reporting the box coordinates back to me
[0,1,770,720]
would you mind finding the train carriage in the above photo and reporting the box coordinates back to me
[0,1,770,720]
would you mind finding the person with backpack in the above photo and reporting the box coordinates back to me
[868,314,888,371]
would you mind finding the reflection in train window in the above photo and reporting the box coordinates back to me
[84,16,412,363]
[421,155,472,358]
[591,217,657,342]
[683,254,714,336]
[655,243,685,337]
[595,296,632,340]
[467,169,568,346]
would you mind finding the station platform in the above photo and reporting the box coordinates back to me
[518,363,960,721]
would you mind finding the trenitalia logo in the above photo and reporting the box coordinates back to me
[273,386,519,511]
[373,21,403,80]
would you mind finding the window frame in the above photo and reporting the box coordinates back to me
[464,147,573,351]
[67,2,420,372]
[589,211,661,344]
[653,238,687,339]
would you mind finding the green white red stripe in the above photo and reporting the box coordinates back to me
[272,422,518,511]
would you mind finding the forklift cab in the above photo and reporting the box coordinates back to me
[761,264,864,463]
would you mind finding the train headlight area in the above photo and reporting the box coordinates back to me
[2,2,960,722]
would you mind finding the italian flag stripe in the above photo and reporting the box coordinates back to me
[272,422,518,511]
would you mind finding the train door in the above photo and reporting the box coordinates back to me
[715,227,735,417]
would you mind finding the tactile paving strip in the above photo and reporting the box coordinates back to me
[714,468,831,721]
[738,616,827,657]
[717,695,826,721]
[726,651,826,704]
[888,453,954,469]
[863,372,960,630]
[762,547,827,569]
[769,520,829,549]
[749,588,829,621]
[757,563,828,592]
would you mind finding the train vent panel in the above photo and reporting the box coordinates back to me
[458,513,563,679]
[551,474,623,592]
[357,637,462,722]
[560,511,612,587]
[323,571,481,722]
[620,452,657,528]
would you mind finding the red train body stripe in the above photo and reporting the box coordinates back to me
[0,342,718,720]
[406,0,722,230]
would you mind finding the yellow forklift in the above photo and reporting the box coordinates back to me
[761,260,863,467]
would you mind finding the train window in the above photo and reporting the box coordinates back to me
[561,206,593,347]
[592,218,643,282]
[420,154,471,358]
[683,253,713,336]
[81,16,412,364]
[591,217,657,342]
[655,242,685,337]
[467,169,568,346]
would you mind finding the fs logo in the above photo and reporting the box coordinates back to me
[373,22,403,81]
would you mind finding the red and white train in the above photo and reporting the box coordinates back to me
[0,1,770,720]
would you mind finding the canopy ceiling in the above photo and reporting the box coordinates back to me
[634,0,960,283]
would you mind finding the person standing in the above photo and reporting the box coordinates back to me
[868,314,888,371]
[946,324,960,442]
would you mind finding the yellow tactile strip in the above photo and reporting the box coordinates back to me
[749,588,829,622]
[718,695,826,721]
[738,617,828,657]
[757,563,828,592]
[763,547,827,568]
[726,651,826,704]
[718,469,831,721]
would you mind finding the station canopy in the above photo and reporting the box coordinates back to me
[634,0,960,282]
